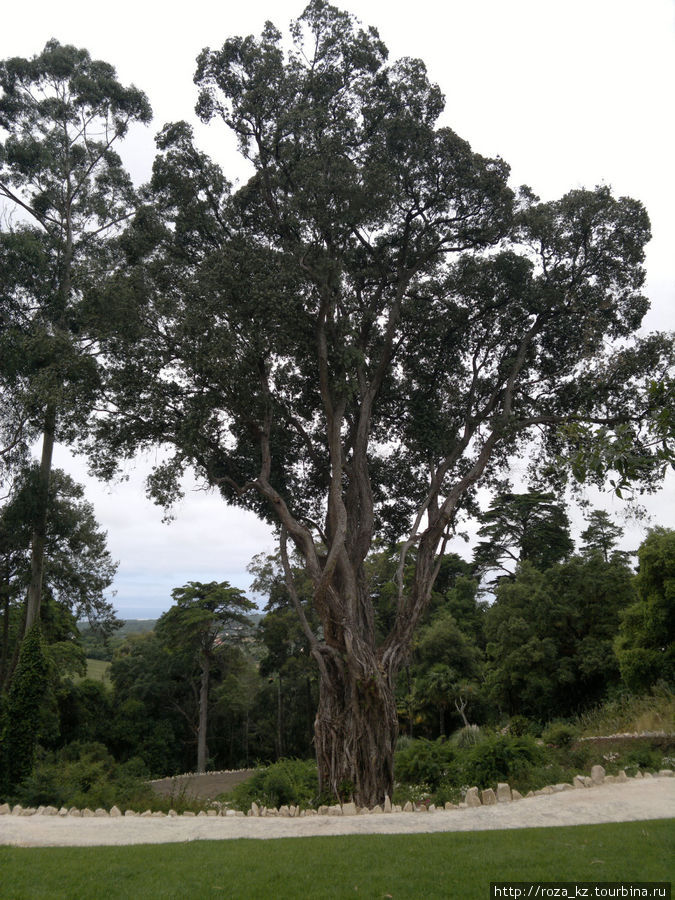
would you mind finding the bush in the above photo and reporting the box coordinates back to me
[460,735,546,788]
[542,722,578,748]
[451,725,485,749]
[394,739,457,791]
[507,716,534,737]
[227,759,319,811]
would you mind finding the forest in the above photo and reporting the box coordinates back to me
[0,1,673,809]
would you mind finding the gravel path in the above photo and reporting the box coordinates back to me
[1,779,673,847]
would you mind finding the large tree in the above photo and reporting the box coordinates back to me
[155,581,254,773]
[0,40,151,643]
[94,2,673,805]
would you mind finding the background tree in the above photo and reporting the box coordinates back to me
[473,489,574,587]
[580,509,627,563]
[0,40,151,645]
[0,466,118,693]
[155,581,254,773]
[615,527,674,691]
[93,2,673,805]
[485,551,636,720]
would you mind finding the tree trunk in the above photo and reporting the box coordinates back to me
[314,654,398,809]
[197,653,210,773]
[24,405,57,635]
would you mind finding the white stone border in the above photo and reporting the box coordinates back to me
[2,768,672,820]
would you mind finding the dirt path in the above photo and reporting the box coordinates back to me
[149,770,257,800]
[1,779,673,847]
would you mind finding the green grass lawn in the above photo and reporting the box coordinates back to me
[1,819,672,899]
[75,658,111,683]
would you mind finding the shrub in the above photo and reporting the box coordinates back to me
[227,759,318,810]
[507,716,534,737]
[460,735,546,788]
[451,725,485,749]
[394,739,457,790]
[542,722,578,748]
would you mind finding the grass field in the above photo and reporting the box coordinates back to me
[78,658,111,683]
[1,819,672,899]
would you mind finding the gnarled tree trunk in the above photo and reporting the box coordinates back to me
[314,651,398,809]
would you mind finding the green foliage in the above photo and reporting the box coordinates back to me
[485,552,636,719]
[226,759,319,811]
[473,490,574,585]
[541,722,578,748]
[11,741,172,812]
[394,738,457,790]
[460,734,547,788]
[615,527,674,691]
[0,624,49,791]
[507,715,535,737]
[451,725,486,749]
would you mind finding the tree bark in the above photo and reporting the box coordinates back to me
[23,404,57,636]
[314,652,398,809]
[197,652,210,773]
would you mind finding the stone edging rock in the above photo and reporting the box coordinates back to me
[1,768,672,821]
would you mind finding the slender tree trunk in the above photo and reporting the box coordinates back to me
[197,653,210,773]
[0,580,10,691]
[314,653,398,808]
[276,674,283,759]
[24,405,57,635]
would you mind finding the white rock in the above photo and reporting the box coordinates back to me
[403,801,413,812]
[511,790,523,801]
[573,775,587,789]
[658,769,674,777]
[591,765,605,784]
[342,802,357,816]
[141,810,153,818]
[110,806,122,817]
[251,802,260,817]
[481,789,497,805]
[444,801,457,810]
[497,783,512,802]
[384,795,392,813]
[465,788,481,807]
[0,804,9,815]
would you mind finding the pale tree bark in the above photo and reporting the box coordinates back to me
[23,404,57,635]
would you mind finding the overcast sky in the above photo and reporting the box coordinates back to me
[3,1,674,617]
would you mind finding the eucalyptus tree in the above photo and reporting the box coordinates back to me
[0,40,151,640]
[96,2,673,805]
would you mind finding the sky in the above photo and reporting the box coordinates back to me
[2,0,674,617]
